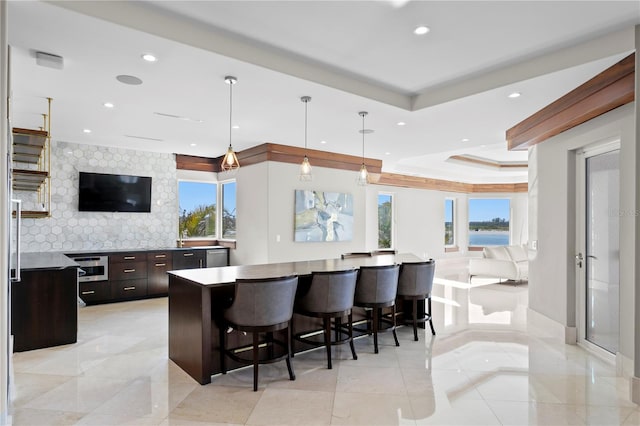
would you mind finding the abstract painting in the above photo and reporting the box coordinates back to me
[294,190,354,242]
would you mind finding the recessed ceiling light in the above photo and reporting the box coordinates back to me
[232,125,240,129]
[385,152,391,155]
[83,129,91,134]
[414,26,430,35]
[190,143,197,147]
[116,75,143,85]
[508,92,521,98]
[320,140,327,144]
[462,138,470,142]
[480,144,487,148]
[103,102,114,108]
[141,53,157,62]
[397,122,406,126]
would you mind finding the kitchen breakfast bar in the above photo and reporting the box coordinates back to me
[167,253,424,384]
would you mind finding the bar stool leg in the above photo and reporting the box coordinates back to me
[412,298,419,341]
[391,305,400,347]
[324,317,332,369]
[286,322,295,381]
[253,332,259,392]
[348,312,357,360]
[373,307,379,354]
[428,297,436,335]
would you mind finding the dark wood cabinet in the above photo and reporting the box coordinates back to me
[173,250,206,270]
[109,252,148,301]
[74,247,228,305]
[11,267,79,352]
[79,281,111,303]
[147,251,172,296]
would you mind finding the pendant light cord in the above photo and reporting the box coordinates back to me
[228,80,233,149]
[304,99,308,151]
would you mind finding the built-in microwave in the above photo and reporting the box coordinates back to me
[68,255,109,282]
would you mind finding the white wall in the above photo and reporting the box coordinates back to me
[528,104,635,361]
[233,161,528,266]
[19,141,178,252]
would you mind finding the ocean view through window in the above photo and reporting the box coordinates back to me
[468,198,510,246]
[445,199,454,246]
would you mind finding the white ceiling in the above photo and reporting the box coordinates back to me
[7,0,639,183]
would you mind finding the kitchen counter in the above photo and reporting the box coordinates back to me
[16,252,79,271]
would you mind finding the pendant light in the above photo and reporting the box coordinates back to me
[221,76,240,172]
[356,111,369,186]
[299,96,312,181]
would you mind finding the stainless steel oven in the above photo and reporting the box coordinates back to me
[68,255,109,282]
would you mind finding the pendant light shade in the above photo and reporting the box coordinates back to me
[356,111,369,186]
[221,76,240,172]
[299,96,312,181]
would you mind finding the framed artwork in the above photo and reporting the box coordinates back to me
[294,190,354,242]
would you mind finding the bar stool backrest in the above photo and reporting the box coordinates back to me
[355,264,400,305]
[225,275,298,327]
[297,269,357,314]
[398,260,435,297]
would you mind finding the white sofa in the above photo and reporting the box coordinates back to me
[468,244,529,282]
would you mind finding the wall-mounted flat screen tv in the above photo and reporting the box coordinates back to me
[79,172,152,212]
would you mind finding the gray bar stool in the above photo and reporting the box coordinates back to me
[294,269,358,369]
[354,264,400,353]
[220,275,298,391]
[397,260,436,341]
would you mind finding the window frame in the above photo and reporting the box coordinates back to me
[219,178,237,241]
[444,198,456,248]
[377,192,394,249]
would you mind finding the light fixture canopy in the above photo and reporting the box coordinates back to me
[299,96,312,181]
[356,111,369,186]
[221,75,240,172]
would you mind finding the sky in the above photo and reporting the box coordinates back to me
[468,198,510,222]
[178,181,236,214]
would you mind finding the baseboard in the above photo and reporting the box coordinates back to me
[617,353,634,377]
[631,376,640,405]
[527,308,577,344]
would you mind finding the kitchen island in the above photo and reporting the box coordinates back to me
[11,253,80,352]
[167,253,424,384]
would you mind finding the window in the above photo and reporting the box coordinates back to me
[221,181,236,239]
[378,193,393,249]
[178,179,237,241]
[468,198,510,246]
[178,181,217,239]
[444,199,454,246]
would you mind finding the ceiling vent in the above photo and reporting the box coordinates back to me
[35,51,64,70]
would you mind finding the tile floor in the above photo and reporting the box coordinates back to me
[9,270,640,425]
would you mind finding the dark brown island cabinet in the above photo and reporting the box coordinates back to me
[11,253,80,352]
[77,247,228,305]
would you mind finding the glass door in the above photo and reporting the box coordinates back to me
[578,146,620,354]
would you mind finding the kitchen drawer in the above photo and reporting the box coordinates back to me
[109,261,147,281]
[148,251,171,261]
[112,279,147,299]
[147,255,172,296]
[109,252,147,263]
[79,281,111,303]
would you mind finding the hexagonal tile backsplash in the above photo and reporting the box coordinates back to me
[18,141,178,252]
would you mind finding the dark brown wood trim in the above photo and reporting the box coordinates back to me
[375,172,527,193]
[467,246,485,252]
[448,155,527,169]
[214,143,383,174]
[444,246,460,253]
[177,145,526,194]
[175,154,219,172]
[506,53,635,150]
